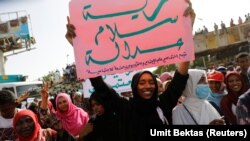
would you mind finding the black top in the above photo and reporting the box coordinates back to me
[90,70,189,141]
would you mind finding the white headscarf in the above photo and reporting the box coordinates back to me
[173,69,221,125]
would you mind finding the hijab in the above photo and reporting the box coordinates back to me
[221,71,247,124]
[175,69,220,124]
[90,91,111,114]
[55,93,89,136]
[131,71,159,115]
[224,71,247,105]
[13,110,40,141]
[88,91,119,140]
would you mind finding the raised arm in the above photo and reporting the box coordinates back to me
[184,0,196,27]
[177,0,195,76]
[177,62,190,75]
[16,92,30,106]
[161,0,195,101]
[64,15,121,101]
[160,0,195,124]
[65,16,75,46]
[89,76,120,100]
[40,82,49,110]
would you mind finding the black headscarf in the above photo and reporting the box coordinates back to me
[89,90,111,114]
[88,90,119,141]
[131,71,159,115]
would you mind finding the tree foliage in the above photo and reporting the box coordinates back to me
[42,71,55,82]
[153,64,177,75]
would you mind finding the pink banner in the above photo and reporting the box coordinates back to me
[69,0,194,79]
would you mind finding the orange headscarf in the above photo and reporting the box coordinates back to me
[13,110,41,141]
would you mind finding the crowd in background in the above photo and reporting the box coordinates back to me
[1,1,250,141]
[195,13,250,35]
[1,51,250,141]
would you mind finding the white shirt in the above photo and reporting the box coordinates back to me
[0,108,21,128]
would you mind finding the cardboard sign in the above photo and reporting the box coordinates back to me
[69,0,194,79]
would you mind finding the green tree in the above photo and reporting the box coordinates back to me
[42,71,55,82]
[153,64,176,75]
[153,66,163,75]
[166,64,177,72]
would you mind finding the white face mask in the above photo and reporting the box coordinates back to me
[195,84,210,100]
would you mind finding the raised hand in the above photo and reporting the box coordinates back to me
[16,92,30,104]
[41,81,49,100]
[40,82,50,109]
[65,16,76,46]
[183,0,196,27]
[177,0,196,75]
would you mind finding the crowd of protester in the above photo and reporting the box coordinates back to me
[195,13,250,35]
[2,51,250,140]
[1,1,250,141]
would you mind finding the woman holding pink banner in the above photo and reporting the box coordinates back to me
[66,0,196,140]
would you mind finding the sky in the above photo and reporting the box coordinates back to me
[0,0,249,80]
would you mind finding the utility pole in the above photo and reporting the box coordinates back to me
[67,54,69,65]
[0,50,5,75]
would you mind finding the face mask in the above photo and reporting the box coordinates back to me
[195,84,210,100]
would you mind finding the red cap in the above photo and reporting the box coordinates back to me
[207,71,224,82]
